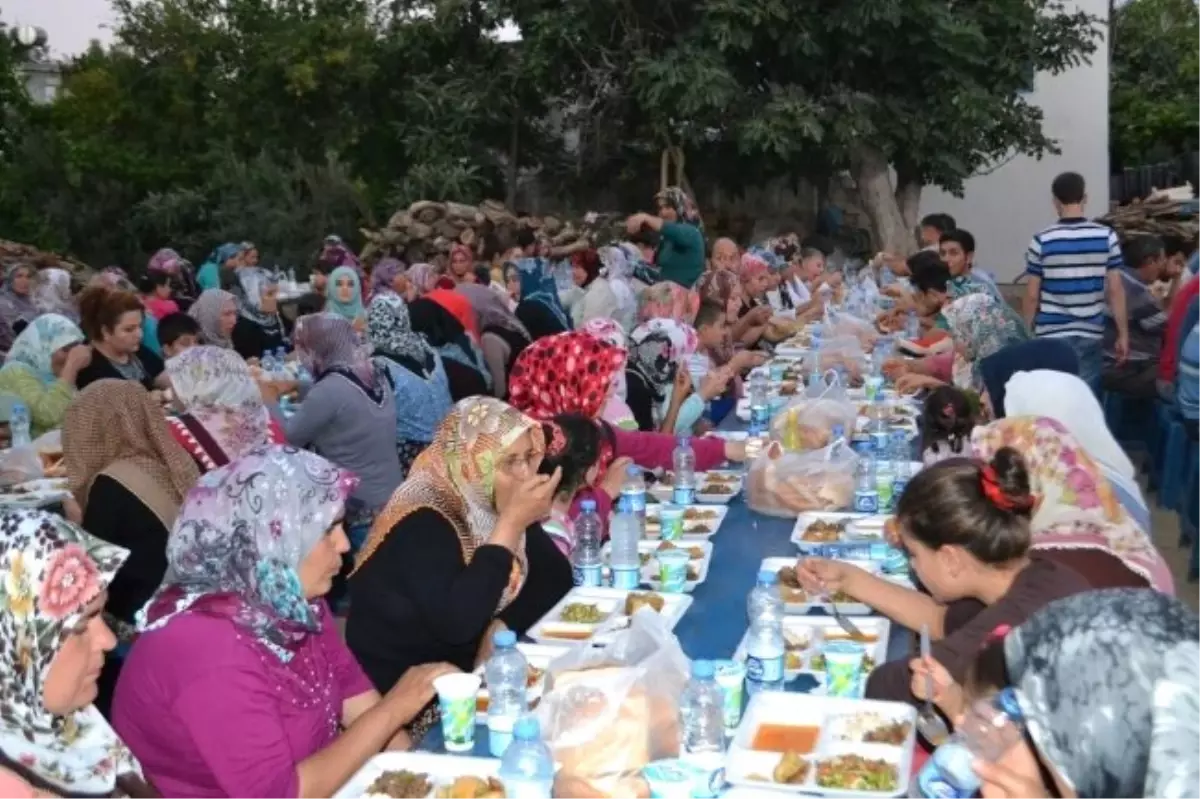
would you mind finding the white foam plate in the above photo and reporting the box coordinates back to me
[649,470,743,504]
[527,586,693,645]
[725,692,916,797]
[603,539,714,592]
[643,504,728,539]
[760,557,913,616]
[707,430,749,443]
[334,752,501,798]
[471,643,570,723]
[0,478,70,508]
[732,614,893,690]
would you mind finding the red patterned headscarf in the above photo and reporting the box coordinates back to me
[507,331,627,421]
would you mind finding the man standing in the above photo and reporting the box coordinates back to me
[1023,171,1129,394]
[1104,235,1170,399]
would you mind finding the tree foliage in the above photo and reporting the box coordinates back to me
[1110,0,1199,168]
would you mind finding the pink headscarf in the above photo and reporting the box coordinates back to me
[637,281,699,324]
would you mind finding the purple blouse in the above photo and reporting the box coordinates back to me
[112,601,374,798]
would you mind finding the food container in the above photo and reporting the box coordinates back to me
[713,659,747,731]
[658,505,684,541]
[821,641,866,698]
[432,673,482,752]
[656,549,690,593]
[333,753,501,798]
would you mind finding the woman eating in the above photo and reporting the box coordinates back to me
[0,509,149,798]
[697,268,770,351]
[196,242,245,292]
[458,282,532,398]
[165,345,287,471]
[625,186,706,289]
[795,447,1093,707]
[408,296,492,400]
[625,318,728,434]
[187,288,239,350]
[113,447,457,798]
[324,265,367,331]
[0,314,90,437]
[511,256,572,340]
[347,398,571,736]
[564,248,619,327]
[230,267,290,359]
[367,293,453,476]
[76,285,166,391]
[0,263,42,356]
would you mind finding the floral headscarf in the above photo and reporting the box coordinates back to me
[293,312,376,390]
[971,416,1174,594]
[356,397,542,613]
[320,235,361,270]
[1003,589,1198,798]
[655,186,702,229]
[92,266,135,292]
[324,266,367,322]
[0,313,83,385]
[513,257,572,332]
[166,346,275,464]
[32,268,76,320]
[941,294,1029,391]
[695,269,740,365]
[508,330,627,421]
[139,446,357,661]
[370,258,405,298]
[598,246,638,328]
[235,266,285,334]
[188,289,237,349]
[367,292,436,376]
[406,263,439,297]
[637,281,700,324]
[147,247,199,302]
[458,282,530,341]
[0,510,142,794]
[628,319,699,401]
[0,264,39,354]
[738,251,770,283]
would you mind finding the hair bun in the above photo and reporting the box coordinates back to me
[980,448,1035,516]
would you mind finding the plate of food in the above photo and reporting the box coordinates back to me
[527,587,693,645]
[724,691,915,797]
[790,512,893,557]
[602,539,714,591]
[0,477,70,508]
[648,470,743,504]
[733,615,891,683]
[761,557,912,616]
[643,504,727,539]
[471,643,568,723]
[333,753,503,798]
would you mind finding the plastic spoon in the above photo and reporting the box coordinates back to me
[917,623,950,746]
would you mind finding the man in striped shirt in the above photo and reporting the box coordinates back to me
[1023,172,1129,394]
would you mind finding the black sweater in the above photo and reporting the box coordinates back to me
[76,346,164,392]
[346,507,573,691]
[231,316,290,361]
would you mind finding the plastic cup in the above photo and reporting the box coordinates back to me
[822,641,866,698]
[433,672,482,752]
[865,374,885,401]
[713,659,747,731]
[659,505,684,541]
[769,361,788,382]
[657,549,690,592]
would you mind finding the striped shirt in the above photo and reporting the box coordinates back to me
[1177,323,1199,421]
[1025,217,1122,339]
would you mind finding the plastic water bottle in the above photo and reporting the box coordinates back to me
[817,282,834,308]
[831,424,846,445]
[260,349,279,376]
[286,266,297,285]
[672,435,697,505]
[748,369,770,436]
[8,402,30,449]
[914,689,1025,798]
[499,716,556,799]
[905,309,920,340]
[745,573,785,694]
[485,630,529,757]
[869,400,891,453]
[747,569,784,624]
[890,429,911,502]
[854,456,879,514]
[609,496,642,590]
[571,500,602,587]
[680,660,726,758]
[620,465,647,523]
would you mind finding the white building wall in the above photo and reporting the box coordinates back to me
[920,0,1111,282]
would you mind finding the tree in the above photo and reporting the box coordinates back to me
[500,0,1100,252]
[0,14,31,158]
[1110,0,1199,168]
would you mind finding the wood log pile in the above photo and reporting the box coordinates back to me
[359,199,627,264]
[0,239,93,282]
[1098,189,1199,243]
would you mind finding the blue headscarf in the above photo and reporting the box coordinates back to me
[196,243,245,292]
[513,257,571,332]
[0,314,84,384]
[323,266,366,322]
[979,338,1080,418]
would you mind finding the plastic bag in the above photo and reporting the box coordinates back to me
[0,446,44,487]
[746,438,859,517]
[540,611,689,798]
[769,374,856,450]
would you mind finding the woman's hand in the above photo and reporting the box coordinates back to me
[973,759,1051,799]
[749,305,773,325]
[381,662,460,726]
[475,620,508,668]
[909,655,965,719]
[60,345,92,385]
[896,373,944,395]
[723,439,748,463]
[496,468,562,534]
[793,557,865,598]
[881,357,909,380]
[731,350,767,372]
[599,456,634,499]
[671,365,693,405]
[698,367,732,401]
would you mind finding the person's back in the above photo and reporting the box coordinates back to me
[1177,323,1199,426]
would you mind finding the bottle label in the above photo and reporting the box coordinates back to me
[892,476,909,503]
[506,778,554,799]
[749,405,769,435]
[572,564,602,587]
[870,430,890,451]
[672,485,696,505]
[915,766,974,799]
[611,565,641,590]
[745,654,784,683]
[622,489,647,515]
[853,490,879,514]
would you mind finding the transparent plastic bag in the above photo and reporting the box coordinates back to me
[540,611,689,798]
[746,438,859,517]
[0,445,44,487]
[770,373,856,450]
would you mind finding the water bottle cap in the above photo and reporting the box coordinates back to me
[691,659,715,679]
[580,499,597,512]
[513,716,540,740]
[676,434,691,445]
[493,629,517,648]
[832,424,845,437]
[756,569,779,585]
[626,464,641,477]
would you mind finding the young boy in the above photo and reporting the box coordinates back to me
[157,312,202,358]
[694,300,729,371]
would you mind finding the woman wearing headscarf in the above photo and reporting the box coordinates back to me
[112,447,456,798]
[0,314,90,437]
[971,415,1173,594]
[368,293,453,477]
[286,313,402,544]
[231,266,291,359]
[459,282,532,398]
[637,280,700,326]
[370,257,408,299]
[940,589,1198,799]
[977,338,1080,418]
[195,242,244,292]
[324,265,368,330]
[187,288,238,350]
[696,268,769,354]
[562,248,620,328]
[0,263,41,356]
[320,234,369,303]
[0,509,150,798]
[347,398,571,735]
[737,250,774,317]
[427,288,481,340]
[406,262,439,300]
[165,345,287,472]
[625,318,727,434]
[32,266,77,321]
[511,256,572,340]
[147,247,200,310]
[595,245,638,330]
[408,297,491,400]
[63,379,201,711]
[625,186,706,288]
[582,318,637,430]
[446,243,475,285]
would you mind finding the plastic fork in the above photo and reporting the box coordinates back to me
[916,623,950,746]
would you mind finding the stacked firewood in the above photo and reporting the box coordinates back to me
[359,200,626,263]
[0,239,93,280]
[1099,188,1199,242]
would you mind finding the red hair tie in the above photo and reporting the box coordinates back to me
[984,623,1012,647]
[942,403,956,419]
[979,464,1035,512]
[546,423,567,456]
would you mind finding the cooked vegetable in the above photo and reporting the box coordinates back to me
[863,719,912,745]
[773,751,811,785]
[815,755,897,792]
[560,603,604,624]
[367,770,432,798]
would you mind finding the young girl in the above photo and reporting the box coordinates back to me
[538,414,606,558]
[920,385,978,464]
[139,272,180,320]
